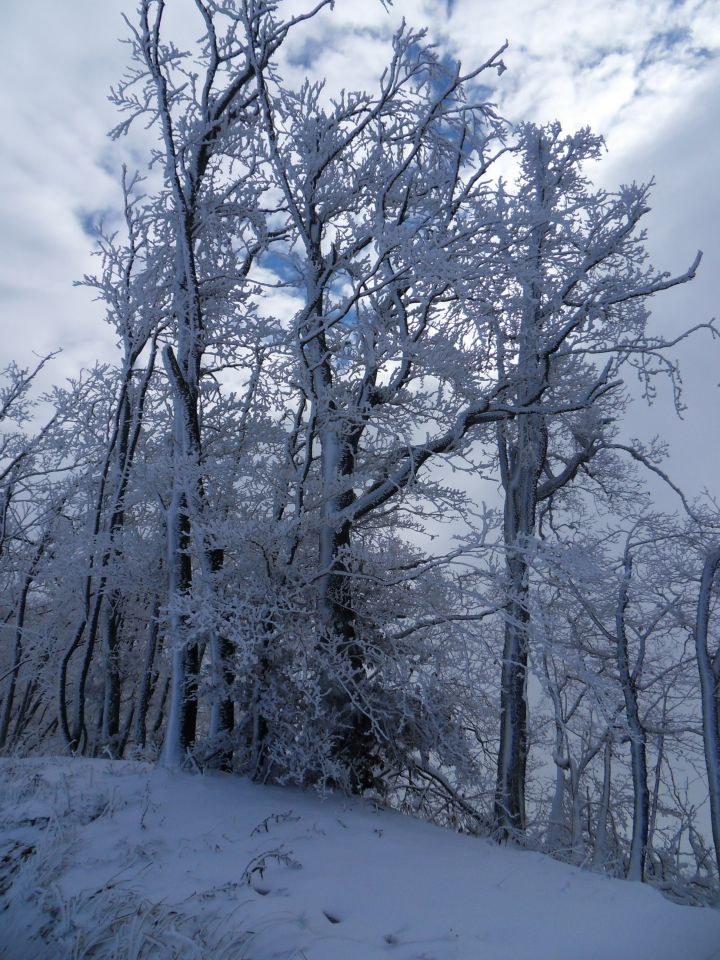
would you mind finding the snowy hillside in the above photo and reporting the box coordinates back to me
[1,758,718,960]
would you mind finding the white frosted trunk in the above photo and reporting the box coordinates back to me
[546,763,568,852]
[695,547,720,881]
[160,643,186,769]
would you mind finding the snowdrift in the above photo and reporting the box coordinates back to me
[1,758,718,959]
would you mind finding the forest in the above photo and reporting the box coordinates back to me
[1,0,719,905]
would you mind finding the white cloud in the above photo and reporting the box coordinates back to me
[0,0,129,382]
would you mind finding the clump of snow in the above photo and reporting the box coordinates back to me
[1,757,719,959]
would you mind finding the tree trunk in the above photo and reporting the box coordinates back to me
[59,349,155,751]
[695,546,720,881]
[616,557,649,881]
[134,599,160,751]
[317,414,376,791]
[495,409,546,836]
[100,596,123,755]
[208,547,235,770]
[592,738,613,870]
[161,484,198,767]
[494,140,550,837]
[546,760,568,852]
[0,543,43,748]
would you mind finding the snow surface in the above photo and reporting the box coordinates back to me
[1,758,719,959]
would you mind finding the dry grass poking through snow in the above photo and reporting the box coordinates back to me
[1,758,719,960]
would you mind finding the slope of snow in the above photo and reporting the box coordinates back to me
[1,757,719,960]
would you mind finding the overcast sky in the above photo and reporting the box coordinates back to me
[1,0,718,502]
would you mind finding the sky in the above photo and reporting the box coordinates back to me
[0,0,719,502]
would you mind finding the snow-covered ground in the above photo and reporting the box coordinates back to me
[1,758,718,960]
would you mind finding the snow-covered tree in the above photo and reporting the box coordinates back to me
[474,122,704,838]
[1,0,718,904]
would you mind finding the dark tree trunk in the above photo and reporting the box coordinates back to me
[495,410,546,837]
[0,546,42,748]
[134,600,160,751]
